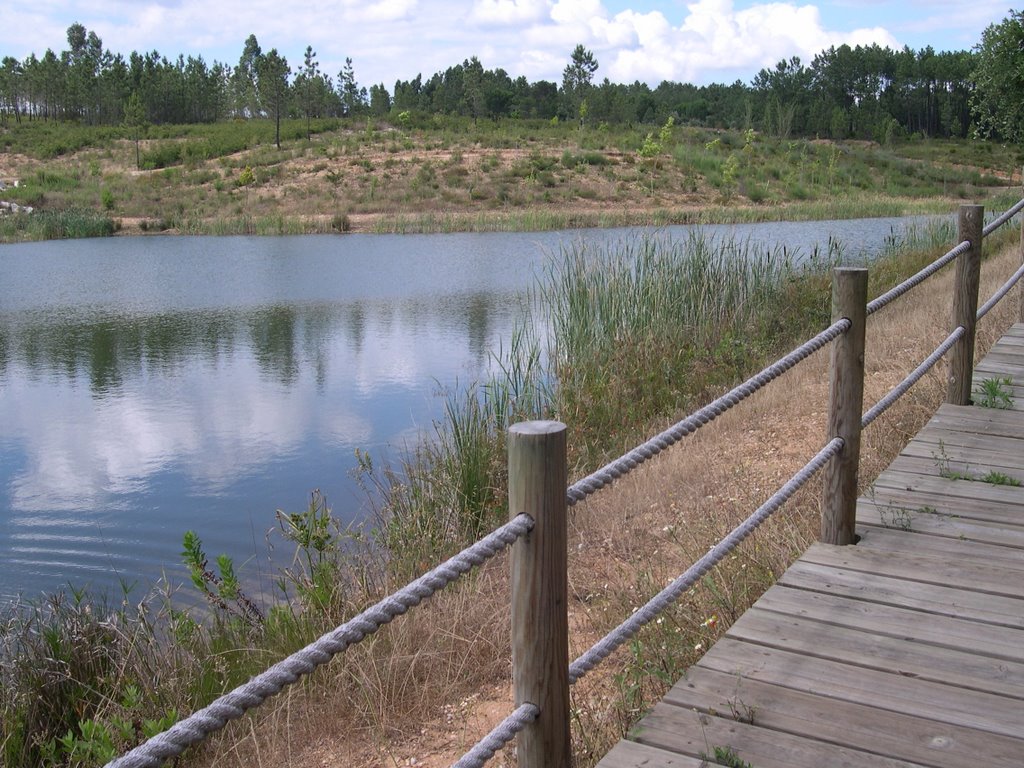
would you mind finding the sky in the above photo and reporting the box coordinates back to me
[1,0,1014,91]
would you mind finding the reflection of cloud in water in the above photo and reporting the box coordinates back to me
[0,296,515,516]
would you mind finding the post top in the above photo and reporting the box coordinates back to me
[509,420,567,435]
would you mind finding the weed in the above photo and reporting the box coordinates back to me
[878,506,913,531]
[979,470,1022,487]
[700,745,755,767]
[974,377,1014,409]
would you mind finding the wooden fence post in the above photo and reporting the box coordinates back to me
[821,267,868,546]
[1019,170,1023,324]
[509,421,570,768]
[947,205,984,405]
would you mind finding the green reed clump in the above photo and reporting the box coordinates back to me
[539,232,831,467]
[0,209,117,241]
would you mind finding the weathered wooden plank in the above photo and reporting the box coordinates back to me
[868,471,1024,509]
[857,502,1024,547]
[859,486,1024,526]
[887,452,1024,477]
[797,541,1024,595]
[855,524,1024,567]
[754,583,1024,661]
[898,441,1024,472]
[594,741,708,768]
[726,606,1024,697]
[911,426,1024,457]
[634,703,926,768]
[778,559,1024,627]
[664,667,1024,767]
[926,406,1024,438]
[697,637,1024,739]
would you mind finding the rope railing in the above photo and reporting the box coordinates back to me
[105,514,534,768]
[567,437,844,684]
[861,327,965,429]
[865,240,967,316]
[565,319,850,506]
[106,197,1024,768]
[978,261,1024,321]
[983,197,1024,237]
[451,704,540,768]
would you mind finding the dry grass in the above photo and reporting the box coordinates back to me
[183,235,1022,768]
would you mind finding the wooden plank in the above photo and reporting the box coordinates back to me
[754,583,1024,661]
[778,559,1024,627]
[859,486,1024,526]
[868,471,1024,511]
[594,741,708,768]
[899,441,1024,472]
[633,703,926,768]
[664,667,1024,767]
[857,502,1024,547]
[927,406,1024,439]
[888,452,1024,477]
[697,637,1024,739]
[725,606,1024,697]
[912,426,1024,456]
[855,524,1024,568]
[797,542,1024,595]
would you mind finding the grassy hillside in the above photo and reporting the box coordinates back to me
[1,116,1020,241]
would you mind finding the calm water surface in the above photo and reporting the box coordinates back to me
[0,217,942,601]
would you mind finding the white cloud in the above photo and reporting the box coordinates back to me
[471,0,550,25]
[0,0,998,90]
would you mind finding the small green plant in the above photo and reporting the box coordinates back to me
[974,377,1014,409]
[878,505,913,531]
[933,441,971,480]
[979,470,1022,487]
[700,745,754,767]
[237,166,255,186]
[181,531,264,628]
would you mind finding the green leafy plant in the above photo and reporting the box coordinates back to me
[974,377,1014,409]
[181,531,264,628]
[979,470,1022,487]
[700,745,754,767]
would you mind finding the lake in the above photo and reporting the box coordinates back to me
[0,216,944,602]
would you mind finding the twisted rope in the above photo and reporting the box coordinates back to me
[567,437,843,684]
[106,515,535,768]
[982,197,1024,238]
[861,327,964,429]
[450,703,540,768]
[866,241,967,316]
[977,262,1024,321]
[566,320,850,506]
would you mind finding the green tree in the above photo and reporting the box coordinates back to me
[232,34,262,118]
[123,89,146,168]
[562,44,598,122]
[256,49,290,148]
[339,57,366,116]
[971,10,1024,142]
[297,45,320,140]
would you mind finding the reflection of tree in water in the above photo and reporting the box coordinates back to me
[249,306,299,386]
[465,293,493,367]
[0,295,508,394]
[0,326,10,378]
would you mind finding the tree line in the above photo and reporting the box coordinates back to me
[1,14,1022,143]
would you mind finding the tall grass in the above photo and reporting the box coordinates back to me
[541,232,831,466]
[0,209,118,241]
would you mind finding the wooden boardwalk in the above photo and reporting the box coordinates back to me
[597,324,1024,768]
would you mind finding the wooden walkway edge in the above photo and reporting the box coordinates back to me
[596,324,1024,768]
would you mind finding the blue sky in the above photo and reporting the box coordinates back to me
[2,1,1012,91]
